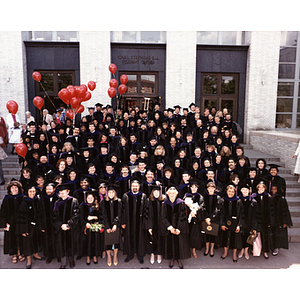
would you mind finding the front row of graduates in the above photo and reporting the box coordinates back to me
[0,174,292,269]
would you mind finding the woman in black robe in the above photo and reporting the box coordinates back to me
[219,184,245,262]
[100,185,122,266]
[19,186,44,268]
[161,184,190,269]
[256,158,268,180]
[251,181,276,259]
[270,184,293,255]
[146,185,165,264]
[200,181,223,257]
[0,180,26,264]
[183,179,204,258]
[78,190,103,265]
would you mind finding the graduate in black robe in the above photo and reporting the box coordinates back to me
[121,178,148,264]
[39,182,58,264]
[115,164,132,198]
[19,186,44,268]
[219,184,245,262]
[100,185,122,266]
[251,181,276,259]
[264,164,286,197]
[145,185,165,264]
[183,179,204,257]
[270,184,293,255]
[53,183,79,268]
[200,180,223,257]
[0,180,26,264]
[161,184,190,269]
[78,190,103,265]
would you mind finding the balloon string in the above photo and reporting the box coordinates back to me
[39,82,57,110]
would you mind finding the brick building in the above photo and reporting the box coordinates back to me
[0,31,299,171]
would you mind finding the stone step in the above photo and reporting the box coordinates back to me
[291,217,300,228]
[288,228,300,243]
[0,230,3,246]
[287,197,300,206]
[286,182,300,189]
[289,206,300,217]
[281,174,299,182]
[286,189,300,197]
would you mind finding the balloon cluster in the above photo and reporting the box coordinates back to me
[5,100,27,157]
[107,64,128,98]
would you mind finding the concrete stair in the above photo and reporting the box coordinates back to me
[243,144,300,243]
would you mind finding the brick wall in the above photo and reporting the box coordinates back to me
[0,31,27,125]
[165,31,197,109]
[78,31,111,115]
[244,31,281,143]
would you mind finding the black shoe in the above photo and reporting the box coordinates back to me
[210,253,214,258]
[46,258,52,264]
[233,259,237,263]
[221,255,227,260]
[204,252,209,256]
[26,264,31,269]
[69,261,75,268]
[138,258,144,264]
[124,256,133,263]
[93,259,98,264]
[59,265,66,269]
[177,260,183,269]
[169,260,174,268]
[0,181,5,185]
[76,255,82,260]
[86,261,91,266]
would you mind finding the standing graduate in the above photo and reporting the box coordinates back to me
[53,183,79,268]
[161,184,190,269]
[121,178,148,264]
[100,185,122,266]
[39,182,58,264]
[78,190,103,265]
[0,180,26,264]
[219,184,245,263]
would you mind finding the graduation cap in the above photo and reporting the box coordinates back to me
[174,105,181,109]
[80,147,92,153]
[79,176,90,182]
[247,166,257,173]
[182,169,190,175]
[190,178,200,187]
[150,184,161,191]
[28,121,36,127]
[268,163,281,171]
[95,103,103,107]
[48,131,60,138]
[189,103,196,108]
[183,108,189,111]
[105,161,115,168]
[149,136,157,141]
[97,180,109,189]
[107,183,120,191]
[100,143,108,149]
[153,102,160,107]
[167,108,174,113]
[130,176,143,185]
[240,183,250,190]
[166,183,179,192]
[106,105,112,109]
[56,183,71,191]
[87,107,95,110]
[206,179,216,188]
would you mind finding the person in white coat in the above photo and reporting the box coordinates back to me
[6,112,20,140]
[292,140,300,183]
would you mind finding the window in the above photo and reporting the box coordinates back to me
[197,31,246,45]
[27,31,78,41]
[276,31,300,128]
[111,31,166,43]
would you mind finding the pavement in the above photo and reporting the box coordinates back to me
[1,243,300,270]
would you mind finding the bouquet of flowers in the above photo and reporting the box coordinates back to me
[184,198,200,223]
[90,222,105,233]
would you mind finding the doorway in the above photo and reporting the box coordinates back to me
[200,73,239,120]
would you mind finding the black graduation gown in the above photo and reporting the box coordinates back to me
[19,196,42,256]
[264,174,286,197]
[0,193,25,256]
[165,145,180,163]
[115,146,130,164]
[121,191,148,257]
[239,195,254,248]
[53,196,79,258]
[251,192,276,252]
[78,203,103,257]
[200,193,223,244]
[219,196,244,250]
[272,193,293,249]
[40,193,58,259]
[145,197,164,255]
[115,175,132,198]
[160,197,190,260]
[100,198,122,250]
[183,192,204,250]
[73,187,93,205]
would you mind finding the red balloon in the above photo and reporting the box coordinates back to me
[70,97,80,109]
[109,63,117,75]
[108,87,117,98]
[120,74,128,84]
[6,100,18,114]
[66,109,75,120]
[67,85,76,98]
[15,143,27,157]
[88,81,96,91]
[109,78,118,88]
[76,86,86,100]
[33,96,44,110]
[80,84,88,92]
[58,88,71,105]
[76,104,85,114]
[32,71,41,82]
[118,84,127,95]
[81,91,92,102]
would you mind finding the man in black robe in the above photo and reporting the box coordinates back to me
[121,178,147,264]
[264,164,286,197]
[53,183,79,269]
[40,182,58,264]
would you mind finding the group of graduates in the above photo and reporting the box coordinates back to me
[0,101,293,269]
